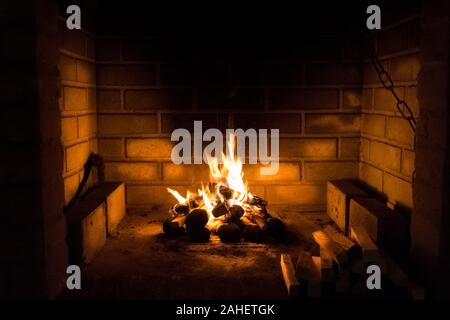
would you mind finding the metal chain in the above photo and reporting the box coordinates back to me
[366,41,417,133]
[365,37,417,187]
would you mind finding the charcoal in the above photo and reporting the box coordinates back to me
[242,225,264,242]
[163,218,185,237]
[212,202,229,217]
[219,185,232,199]
[265,217,286,241]
[217,223,241,243]
[185,208,209,232]
[188,228,211,242]
[173,203,189,215]
[247,195,268,207]
[229,205,244,219]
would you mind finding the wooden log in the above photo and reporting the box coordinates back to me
[172,203,189,215]
[188,227,211,242]
[295,249,314,281]
[163,218,185,237]
[404,282,425,300]
[323,225,359,258]
[252,214,268,230]
[319,247,335,282]
[241,216,263,242]
[170,214,188,228]
[308,256,322,298]
[312,230,348,264]
[349,198,409,252]
[185,209,208,232]
[384,254,409,288]
[327,180,368,234]
[212,202,229,217]
[350,226,383,265]
[280,254,299,297]
[265,217,286,241]
[335,268,351,293]
[217,223,241,243]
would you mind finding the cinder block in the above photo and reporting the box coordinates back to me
[85,182,126,234]
[76,60,95,84]
[327,180,367,234]
[66,200,107,265]
[305,63,361,85]
[349,198,409,252]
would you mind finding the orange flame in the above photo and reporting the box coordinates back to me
[167,134,249,224]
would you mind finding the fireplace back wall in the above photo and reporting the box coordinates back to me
[93,3,369,211]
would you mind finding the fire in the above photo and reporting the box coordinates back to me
[167,134,249,225]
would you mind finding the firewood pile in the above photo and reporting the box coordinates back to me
[280,225,425,299]
[163,186,286,243]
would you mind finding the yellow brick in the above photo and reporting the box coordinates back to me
[340,138,360,159]
[362,114,385,137]
[99,138,123,157]
[280,138,336,158]
[66,141,90,172]
[305,114,360,133]
[343,89,361,109]
[64,87,86,111]
[401,150,415,177]
[243,163,300,182]
[359,162,383,192]
[59,55,76,81]
[104,162,159,181]
[162,163,210,183]
[127,185,190,205]
[98,114,157,135]
[61,117,77,142]
[78,114,97,138]
[266,184,326,205]
[361,138,370,160]
[370,141,401,172]
[76,60,96,84]
[64,174,79,204]
[383,173,413,208]
[304,161,358,182]
[390,54,420,82]
[374,87,404,112]
[386,117,414,146]
[126,138,174,159]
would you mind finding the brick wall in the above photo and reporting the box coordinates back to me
[96,35,363,211]
[1,0,67,298]
[58,14,98,205]
[360,14,420,210]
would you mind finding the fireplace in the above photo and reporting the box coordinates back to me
[2,0,450,300]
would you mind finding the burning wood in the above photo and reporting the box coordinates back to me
[162,134,285,243]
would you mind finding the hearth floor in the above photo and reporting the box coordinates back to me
[60,206,330,299]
